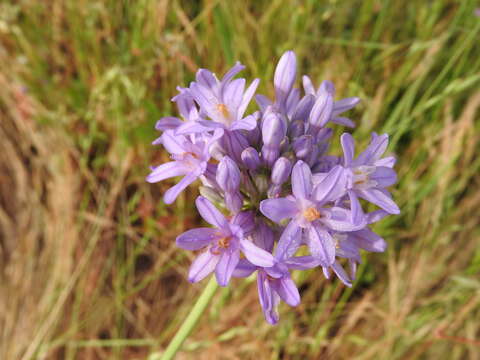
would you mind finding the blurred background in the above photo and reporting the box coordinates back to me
[1,1,479,359]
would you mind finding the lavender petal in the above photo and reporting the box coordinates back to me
[155,116,183,131]
[232,259,257,278]
[312,165,346,203]
[163,173,197,204]
[340,133,355,167]
[275,276,300,306]
[215,249,240,287]
[291,160,313,200]
[357,188,400,214]
[176,228,217,250]
[240,239,275,267]
[260,198,298,223]
[305,224,335,266]
[188,251,219,283]
[332,261,352,287]
[146,161,188,183]
[195,196,229,228]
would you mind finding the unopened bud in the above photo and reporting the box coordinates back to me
[274,51,297,109]
[241,147,261,171]
[262,111,287,147]
[271,157,292,185]
[309,81,334,129]
[216,156,240,192]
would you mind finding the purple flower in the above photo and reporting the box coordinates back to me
[176,197,275,286]
[260,161,365,266]
[146,129,223,203]
[234,222,320,324]
[308,81,334,134]
[340,132,400,221]
[323,211,388,286]
[303,76,360,128]
[154,87,199,132]
[175,63,260,135]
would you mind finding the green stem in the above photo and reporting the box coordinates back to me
[160,276,218,360]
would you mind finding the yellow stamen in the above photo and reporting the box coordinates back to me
[303,207,321,222]
[216,103,230,119]
[218,236,231,248]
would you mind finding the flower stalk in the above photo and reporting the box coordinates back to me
[160,276,218,360]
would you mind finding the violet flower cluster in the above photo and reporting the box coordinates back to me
[147,51,400,324]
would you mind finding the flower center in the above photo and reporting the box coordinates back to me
[353,169,366,185]
[303,207,321,222]
[217,236,231,248]
[216,103,230,119]
[351,166,376,188]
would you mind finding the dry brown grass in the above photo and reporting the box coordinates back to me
[1,1,479,359]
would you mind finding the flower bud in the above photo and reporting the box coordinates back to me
[274,51,296,108]
[241,147,261,171]
[261,110,287,166]
[271,157,292,185]
[216,156,240,192]
[262,111,287,147]
[309,81,334,129]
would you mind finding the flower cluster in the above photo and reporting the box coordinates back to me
[147,51,400,324]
